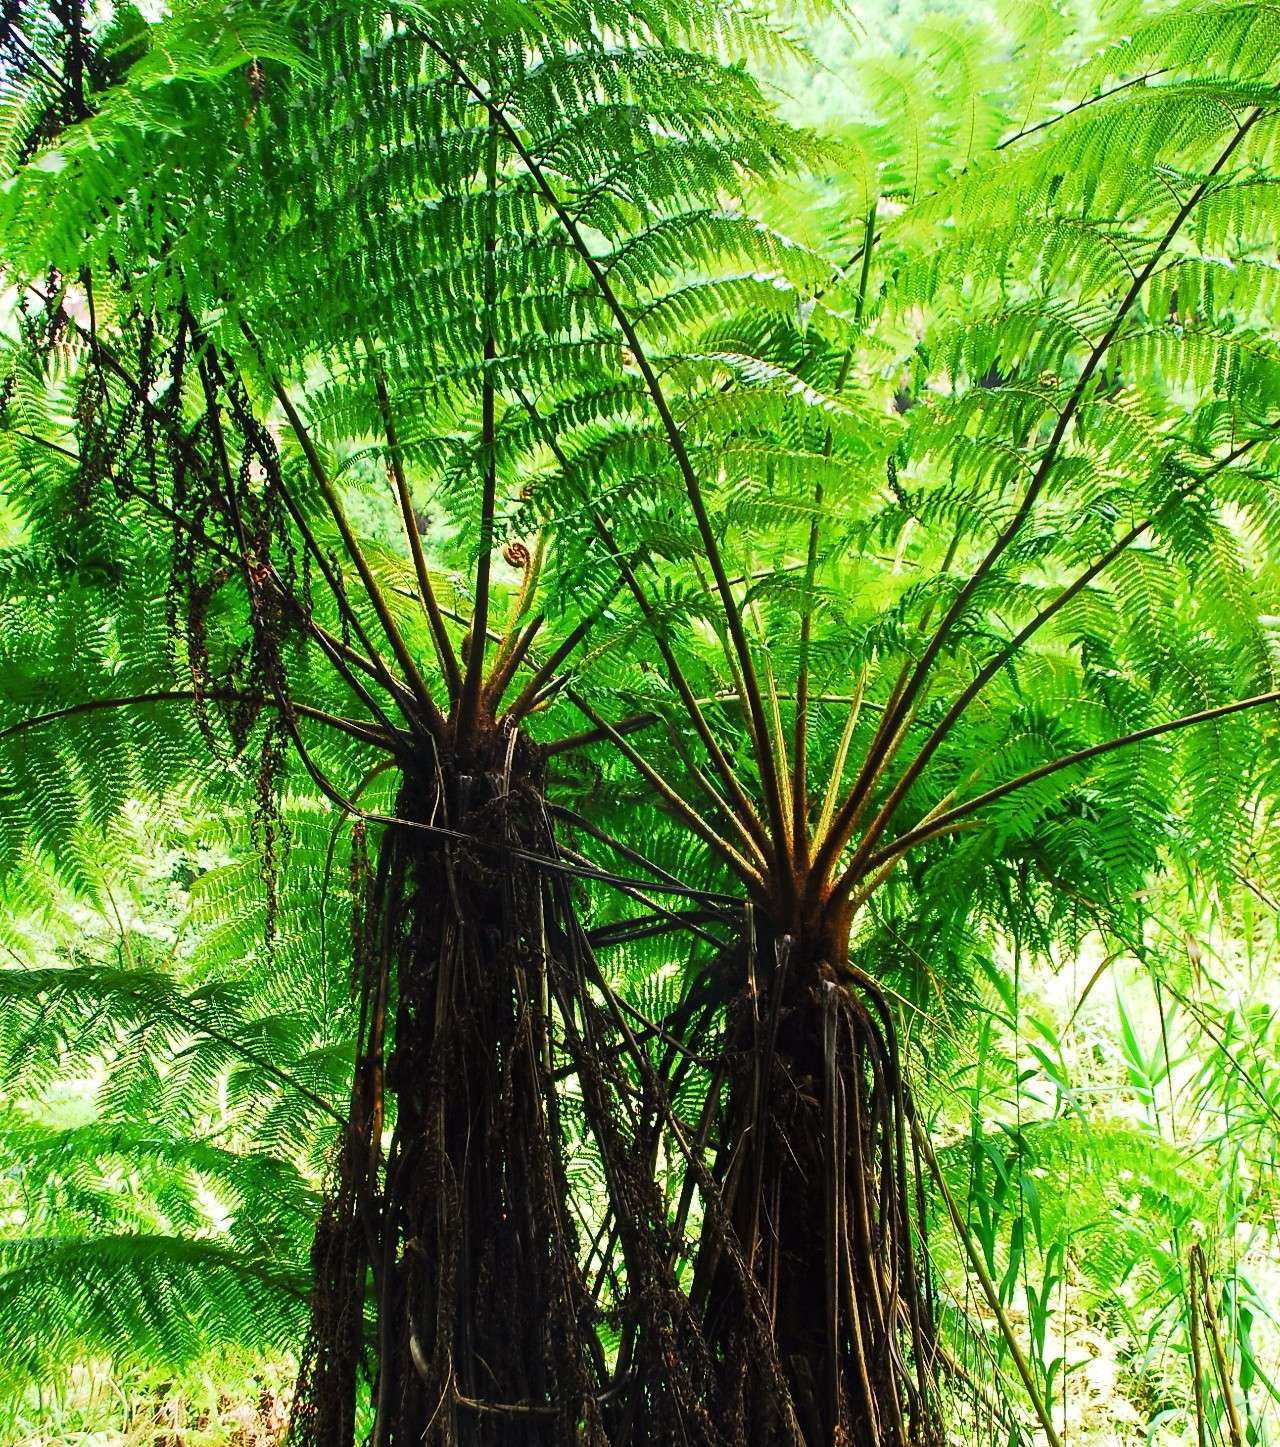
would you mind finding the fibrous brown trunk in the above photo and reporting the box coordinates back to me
[375,737,606,1443]
[294,730,605,1446]
[694,919,940,1447]
[291,731,735,1447]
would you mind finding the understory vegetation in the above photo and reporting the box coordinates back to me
[1,0,1278,1443]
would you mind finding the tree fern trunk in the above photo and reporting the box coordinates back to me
[290,737,732,1447]
[292,733,606,1446]
[694,922,939,1447]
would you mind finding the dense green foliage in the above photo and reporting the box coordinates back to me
[1,0,1279,1441]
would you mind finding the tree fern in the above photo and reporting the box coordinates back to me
[2,0,1280,1444]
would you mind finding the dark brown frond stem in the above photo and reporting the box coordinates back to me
[594,523,772,856]
[588,912,724,954]
[284,742,745,906]
[995,70,1169,150]
[159,313,412,731]
[3,23,75,101]
[396,593,500,651]
[301,618,419,729]
[9,428,80,463]
[833,790,965,923]
[257,494,418,735]
[192,380,406,849]
[845,690,1280,893]
[548,803,717,902]
[568,694,768,897]
[457,82,502,740]
[420,35,794,907]
[201,346,379,862]
[204,341,425,736]
[483,612,544,711]
[503,597,612,722]
[52,312,406,739]
[198,342,290,638]
[813,109,1261,901]
[0,691,395,750]
[542,712,659,755]
[843,425,1277,873]
[268,376,445,737]
[117,459,408,742]
[554,844,729,955]
[655,711,772,868]
[67,311,236,515]
[373,368,462,700]
[693,549,772,780]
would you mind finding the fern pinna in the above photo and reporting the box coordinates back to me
[2,1,1280,1445]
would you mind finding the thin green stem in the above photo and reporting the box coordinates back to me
[913,1117,1065,1447]
[793,205,870,868]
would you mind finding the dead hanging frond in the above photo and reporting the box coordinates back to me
[87,318,318,931]
[250,714,291,937]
